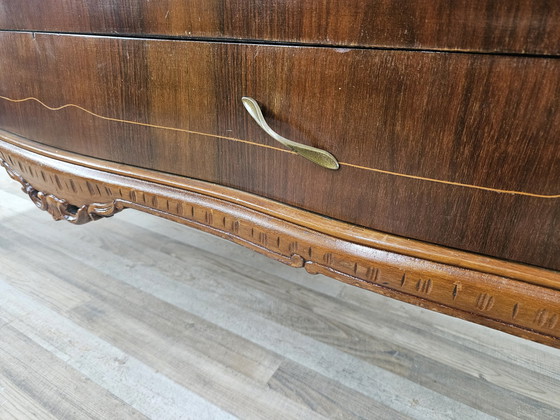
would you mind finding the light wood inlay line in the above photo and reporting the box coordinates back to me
[338,162,559,198]
[0,95,290,154]
[1,95,559,199]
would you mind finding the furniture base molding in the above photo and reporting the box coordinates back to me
[1,160,120,225]
[1,134,559,348]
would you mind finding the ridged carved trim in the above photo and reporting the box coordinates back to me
[1,137,560,348]
[1,159,120,224]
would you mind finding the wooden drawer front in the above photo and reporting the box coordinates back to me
[0,32,558,269]
[1,1,559,55]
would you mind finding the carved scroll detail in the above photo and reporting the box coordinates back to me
[1,138,560,349]
[1,160,120,225]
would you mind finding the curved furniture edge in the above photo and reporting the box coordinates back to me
[1,136,559,348]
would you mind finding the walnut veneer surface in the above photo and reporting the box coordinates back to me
[1,0,560,55]
[0,1,559,347]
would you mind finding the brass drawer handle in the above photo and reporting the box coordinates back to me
[242,97,340,170]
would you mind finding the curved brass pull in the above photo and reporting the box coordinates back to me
[241,97,340,170]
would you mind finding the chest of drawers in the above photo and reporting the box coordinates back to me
[0,1,559,347]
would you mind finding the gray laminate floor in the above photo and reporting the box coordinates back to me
[0,169,559,420]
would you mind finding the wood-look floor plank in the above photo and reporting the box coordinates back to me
[2,215,493,419]
[268,359,410,420]
[0,324,148,420]
[338,284,560,376]
[0,255,93,313]
[0,381,58,420]
[0,281,239,420]
[0,220,390,419]
[52,216,560,414]
[67,299,327,420]
[0,231,328,417]
[0,347,60,420]
[0,189,34,220]
[0,274,325,419]
[0,225,283,387]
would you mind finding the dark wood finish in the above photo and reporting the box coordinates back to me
[2,135,560,348]
[1,0,560,55]
[0,32,558,269]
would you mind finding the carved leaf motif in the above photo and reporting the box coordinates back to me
[1,160,121,225]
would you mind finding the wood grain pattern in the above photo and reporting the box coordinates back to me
[0,32,558,269]
[0,327,149,420]
[267,360,408,420]
[0,0,559,55]
[1,134,559,348]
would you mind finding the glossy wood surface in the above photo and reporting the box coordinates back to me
[0,32,558,269]
[1,0,560,55]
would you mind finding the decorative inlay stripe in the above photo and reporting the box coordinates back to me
[1,94,558,199]
[339,161,560,198]
[0,95,288,153]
